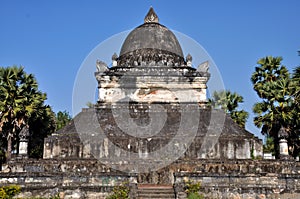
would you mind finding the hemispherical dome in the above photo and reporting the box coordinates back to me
[117,8,185,67]
[120,22,184,58]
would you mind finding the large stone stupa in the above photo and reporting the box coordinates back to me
[8,8,300,199]
[43,7,263,169]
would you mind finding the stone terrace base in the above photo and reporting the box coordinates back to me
[1,158,300,198]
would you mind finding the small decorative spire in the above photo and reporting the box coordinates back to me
[186,54,192,67]
[112,53,118,67]
[144,7,159,23]
[186,54,192,62]
[112,52,118,61]
[278,126,288,139]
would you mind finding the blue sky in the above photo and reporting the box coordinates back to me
[1,1,299,139]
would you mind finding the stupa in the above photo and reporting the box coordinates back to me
[10,8,300,199]
[43,7,263,173]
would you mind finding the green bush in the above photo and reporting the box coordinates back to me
[0,184,21,199]
[0,189,6,199]
[26,194,60,199]
[49,194,60,199]
[187,192,204,199]
[106,182,130,199]
[185,180,204,199]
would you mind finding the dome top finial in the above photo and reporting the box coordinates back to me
[144,7,159,23]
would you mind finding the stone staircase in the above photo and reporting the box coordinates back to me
[137,184,175,199]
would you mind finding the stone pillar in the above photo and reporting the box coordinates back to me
[43,141,52,159]
[18,126,29,158]
[128,174,138,199]
[279,138,289,158]
[278,126,291,159]
[19,141,28,156]
[173,174,186,199]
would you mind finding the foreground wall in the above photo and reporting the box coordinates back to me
[1,158,300,198]
[172,159,300,199]
[0,159,136,198]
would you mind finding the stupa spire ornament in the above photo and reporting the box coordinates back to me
[144,7,159,23]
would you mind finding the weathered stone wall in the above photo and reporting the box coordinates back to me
[43,107,263,161]
[1,159,300,198]
[95,66,209,104]
[1,159,136,198]
[172,159,300,198]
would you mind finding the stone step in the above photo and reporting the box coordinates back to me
[137,194,175,199]
[137,184,175,199]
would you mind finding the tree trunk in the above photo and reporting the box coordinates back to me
[274,135,280,159]
[6,136,12,160]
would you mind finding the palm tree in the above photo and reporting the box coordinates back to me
[293,66,300,106]
[209,90,249,128]
[288,66,300,157]
[0,66,47,159]
[251,56,294,158]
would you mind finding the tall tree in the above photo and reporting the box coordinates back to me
[251,56,295,158]
[55,110,72,131]
[293,66,300,106]
[28,105,56,158]
[209,90,249,128]
[86,101,95,108]
[263,136,275,155]
[288,66,300,157]
[0,66,49,159]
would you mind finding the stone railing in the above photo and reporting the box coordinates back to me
[1,158,300,198]
[172,159,300,199]
[0,158,137,198]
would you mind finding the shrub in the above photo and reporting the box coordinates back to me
[0,184,21,199]
[187,192,204,199]
[185,180,204,199]
[49,194,60,199]
[106,182,130,199]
